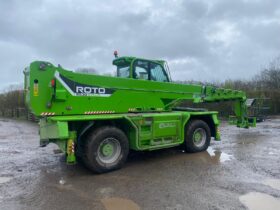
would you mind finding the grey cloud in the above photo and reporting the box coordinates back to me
[0,0,280,90]
[208,0,280,20]
[181,0,209,19]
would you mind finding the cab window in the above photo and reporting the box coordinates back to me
[117,65,130,78]
[133,60,149,80]
[150,63,168,82]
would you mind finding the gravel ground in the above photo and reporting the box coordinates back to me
[0,117,279,210]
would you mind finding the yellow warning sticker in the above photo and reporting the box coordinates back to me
[34,83,39,96]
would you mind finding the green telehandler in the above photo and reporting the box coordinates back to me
[24,52,256,173]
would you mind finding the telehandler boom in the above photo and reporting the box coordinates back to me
[24,53,255,173]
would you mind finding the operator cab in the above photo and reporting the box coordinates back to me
[113,51,171,82]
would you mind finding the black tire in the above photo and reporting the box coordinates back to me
[185,120,211,153]
[83,126,129,173]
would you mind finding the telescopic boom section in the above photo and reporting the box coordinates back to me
[24,57,255,128]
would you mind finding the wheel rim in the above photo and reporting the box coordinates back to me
[97,137,121,164]
[192,128,207,147]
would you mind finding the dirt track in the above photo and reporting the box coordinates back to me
[0,117,280,210]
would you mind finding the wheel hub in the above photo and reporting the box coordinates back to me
[193,128,206,147]
[194,132,202,142]
[101,143,114,156]
[97,137,121,164]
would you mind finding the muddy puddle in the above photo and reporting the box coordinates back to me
[0,177,12,184]
[179,146,233,165]
[240,192,280,210]
[207,147,233,163]
[240,178,280,210]
[263,179,280,191]
[101,197,140,210]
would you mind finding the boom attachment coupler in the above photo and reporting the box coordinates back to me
[229,100,256,128]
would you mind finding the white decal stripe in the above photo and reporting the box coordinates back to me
[54,71,112,97]
[54,71,76,96]
[75,93,111,97]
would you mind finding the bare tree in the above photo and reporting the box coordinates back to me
[0,84,25,117]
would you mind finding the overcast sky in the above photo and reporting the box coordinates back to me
[1,0,280,90]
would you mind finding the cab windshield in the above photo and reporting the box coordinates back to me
[117,65,130,78]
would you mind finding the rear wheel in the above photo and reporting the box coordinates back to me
[185,120,211,153]
[83,126,129,173]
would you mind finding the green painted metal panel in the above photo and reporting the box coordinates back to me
[49,114,126,121]
[39,119,69,140]
[55,89,67,101]
[153,120,179,137]
[39,110,222,152]
[128,112,184,150]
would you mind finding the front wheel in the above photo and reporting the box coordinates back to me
[185,120,211,153]
[83,126,129,173]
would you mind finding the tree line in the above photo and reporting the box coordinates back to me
[0,85,27,118]
[221,57,280,115]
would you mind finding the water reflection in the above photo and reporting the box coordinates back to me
[207,147,233,163]
[183,147,233,164]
